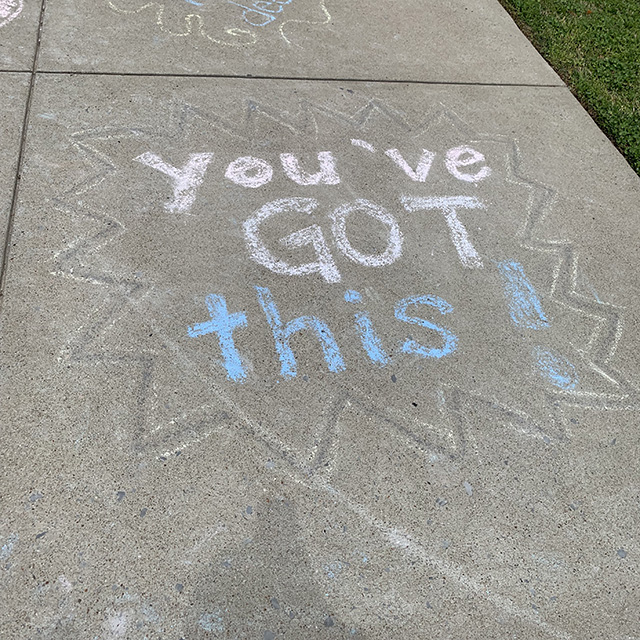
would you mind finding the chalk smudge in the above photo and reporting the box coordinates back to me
[351,139,376,153]
[0,532,18,563]
[199,611,224,633]
[497,261,550,329]
[533,347,578,390]
[0,0,22,28]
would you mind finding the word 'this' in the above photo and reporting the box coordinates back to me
[188,287,457,382]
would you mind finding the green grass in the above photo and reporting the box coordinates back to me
[499,0,640,175]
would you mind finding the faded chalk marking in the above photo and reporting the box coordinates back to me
[280,151,340,185]
[198,611,224,633]
[243,197,341,283]
[497,261,550,329]
[0,532,18,562]
[58,575,73,592]
[188,294,248,382]
[395,295,457,359]
[135,151,214,213]
[385,148,435,182]
[331,199,403,268]
[0,0,22,28]
[445,146,492,183]
[225,155,273,188]
[256,286,346,378]
[533,347,578,391]
[351,139,376,153]
[401,196,485,268]
[345,290,390,366]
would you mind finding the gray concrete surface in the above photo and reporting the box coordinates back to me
[36,0,561,84]
[0,73,29,261]
[1,2,639,640]
[0,1,41,70]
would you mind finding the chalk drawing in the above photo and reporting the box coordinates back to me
[280,151,340,186]
[533,347,578,391]
[279,0,330,46]
[227,0,293,28]
[243,197,341,283]
[109,0,328,48]
[401,196,485,268]
[256,286,346,378]
[330,199,404,268]
[0,0,22,28]
[51,99,640,640]
[445,145,492,183]
[344,290,390,366]
[108,1,257,48]
[385,148,435,182]
[135,151,214,213]
[225,155,273,188]
[188,294,248,382]
[497,260,550,329]
[395,295,458,359]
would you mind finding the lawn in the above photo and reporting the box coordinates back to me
[499,0,640,176]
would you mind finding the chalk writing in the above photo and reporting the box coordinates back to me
[256,286,346,378]
[401,196,485,268]
[187,294,248,382]
[190,286,459,380]
[344,290,390,366]
[110,0,325,49]
[395,295,458,359]
[243,197,341,283]
[385,148,435,182]
[135,151,214,213]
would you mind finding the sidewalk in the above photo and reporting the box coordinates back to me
[1,2,639,638]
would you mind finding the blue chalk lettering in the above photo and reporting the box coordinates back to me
[345,290,390,366]
[188,294,248,382]
[533,347,578,390]
[256,286,346,378]
[395,295,457,359]
[344,289,362,303]
[497,260,550,329]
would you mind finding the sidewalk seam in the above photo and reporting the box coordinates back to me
[0,0,47,302]
[33,69,567,88]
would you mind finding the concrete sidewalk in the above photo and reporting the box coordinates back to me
[1,2,639,638]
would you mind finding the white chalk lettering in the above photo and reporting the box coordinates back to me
[225,155,274,188]
[385,148,435,182]
[280,151,341,186]
[331,199,404,268]
[135,151,215,214]
[445,146,492,183]
[243,197,341,283]
[401,196,485,268]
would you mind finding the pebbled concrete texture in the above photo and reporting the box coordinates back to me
[0,0,41,70]
[36,0,562,84]
[0,73,29,264]
[1,72,639,638]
